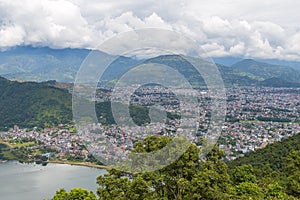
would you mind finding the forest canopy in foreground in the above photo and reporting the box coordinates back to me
[52,134,300,200]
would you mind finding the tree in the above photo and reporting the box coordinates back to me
[97,136,231,200]
[285,150,300,174]
[265,182,287,199]
[285,150,300,198]
[229,164,257,185]
[230,182,263,200]
[286,150,300,198]
[286,172,300,198]
[52,188,97,200]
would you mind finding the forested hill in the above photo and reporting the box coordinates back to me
[0,77,159,130]
[228,133,300,173]
[0,77,72,129]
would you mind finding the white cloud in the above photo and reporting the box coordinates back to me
[202,16,233,37]
[229,42,245,56]
[0,0,95,48]
[98,11,172,35]
[0,25,25,46]
[201,42,229,57]
[0,0,300,60]
[251,21,286,46]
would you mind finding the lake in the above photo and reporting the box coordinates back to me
[0,161,106,200]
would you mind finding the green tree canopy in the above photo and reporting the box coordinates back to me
[51,135,300,200]
[52,188,97,200]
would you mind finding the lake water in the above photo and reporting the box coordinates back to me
[0,161,106,200]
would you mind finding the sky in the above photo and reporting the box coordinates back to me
[1,0,300,60]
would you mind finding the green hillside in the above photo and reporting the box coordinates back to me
[229,133,300,174]
[258,77,300,87]
[0,77,72,129]
[232,59,300,82]
[227,133,300,198]
[144,55,258,87]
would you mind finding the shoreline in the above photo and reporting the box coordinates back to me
[1,141,109,170]
[0,159,110,170]
[48,160,110,170]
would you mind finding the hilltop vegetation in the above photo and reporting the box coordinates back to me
[52,135,300,200]
[0,77,72,129]
[229,133,300,174]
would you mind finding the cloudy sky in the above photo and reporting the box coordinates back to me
[1,0,300,60]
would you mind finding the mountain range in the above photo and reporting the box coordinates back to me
[1,46,300,87]
[0,46,89,82]
[231,59,300,83]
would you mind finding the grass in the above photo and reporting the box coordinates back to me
[240,120,259,123]
[11,141,35,148]
[1,151,17,160]
[0,141,35,148]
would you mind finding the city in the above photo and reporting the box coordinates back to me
[1,86,300,165]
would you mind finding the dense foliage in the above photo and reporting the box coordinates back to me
[0,77,72,129]
[229,133,300,172]
[52,188,97,200]
[52,135,300,200]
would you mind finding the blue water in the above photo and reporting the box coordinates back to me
[0,161,106,200]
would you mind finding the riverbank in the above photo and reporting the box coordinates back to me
[49,160,110,170]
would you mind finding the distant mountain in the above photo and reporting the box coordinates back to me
[255,58,300,70]
[144,55,257,87]
[258,77,300,87]
[101,56,141,82]
[214,56,300,70]
[212,57,244,66]
[0,46,91,82]
[231,59,300,82]
[0,46,140,83]
[3,46,300,87]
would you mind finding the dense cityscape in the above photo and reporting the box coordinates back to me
[1,86,300,165]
